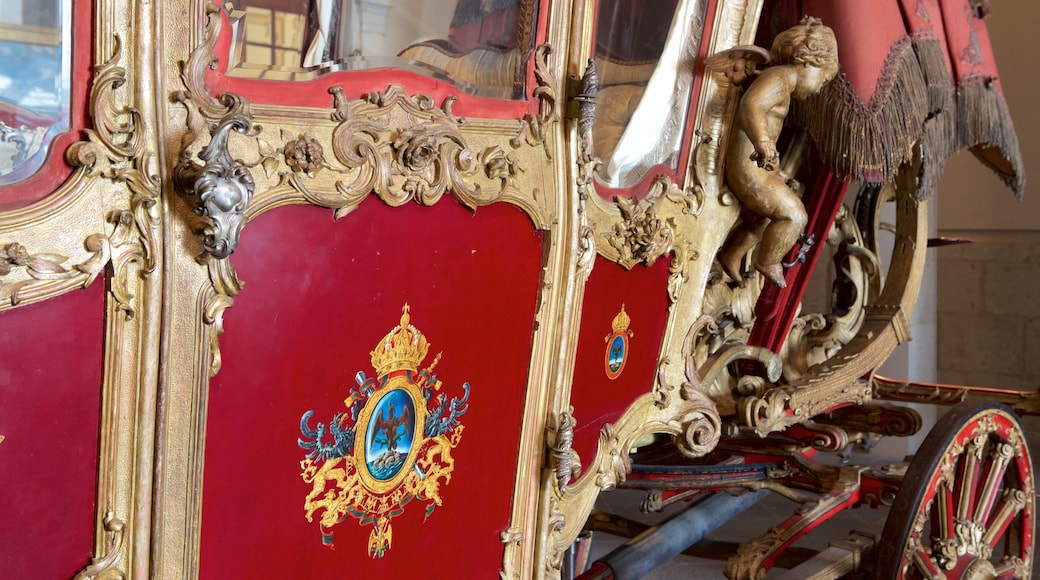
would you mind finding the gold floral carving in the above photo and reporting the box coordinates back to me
[0,238,109,307]
[604,175,702,270]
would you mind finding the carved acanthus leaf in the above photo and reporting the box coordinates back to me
[176,3,253,121]
[201,257,243,377]
[609,199,673,268]
[576,225,596,280]
[66,35,142,178]
[512,44,558,155]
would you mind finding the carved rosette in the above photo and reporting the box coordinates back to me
[282,135,324,175]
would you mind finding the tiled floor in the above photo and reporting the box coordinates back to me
[576,413,1040,579]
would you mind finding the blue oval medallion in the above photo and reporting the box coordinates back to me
[365,388,416,481]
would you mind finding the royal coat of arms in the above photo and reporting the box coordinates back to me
[298,304,470,557]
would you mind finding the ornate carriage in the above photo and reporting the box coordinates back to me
[0,0,1033,578]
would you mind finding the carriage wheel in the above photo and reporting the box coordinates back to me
[877,403,1034,578]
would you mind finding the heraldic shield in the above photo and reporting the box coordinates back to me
[298,304,470,557]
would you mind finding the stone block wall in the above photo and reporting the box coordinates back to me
[936,231,1040,391]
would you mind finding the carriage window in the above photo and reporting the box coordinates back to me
[0,0,70,184]
[225,0,532,100]
[593,0,706,189]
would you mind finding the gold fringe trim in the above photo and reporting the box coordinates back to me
[790,34,1024,200]
[791,36,929,187]
[957,77,1025,199]
[909,34,956,200]
[912,32,953,115]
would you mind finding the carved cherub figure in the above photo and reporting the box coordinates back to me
[707,17,839,287]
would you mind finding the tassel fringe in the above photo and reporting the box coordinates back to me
[789,34,1024,200]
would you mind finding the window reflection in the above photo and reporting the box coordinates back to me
[593,0,706,189]
[226,0,530,100]
[0,0,70,183]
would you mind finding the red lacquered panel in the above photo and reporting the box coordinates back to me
[568,257,671,476]
[0,283,104,576]
[200,199,542,577]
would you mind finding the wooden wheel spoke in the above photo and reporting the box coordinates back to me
[983,488,1028,549]
[975,443,1014,527]
[937,470,956,542]
[956,434,986,522]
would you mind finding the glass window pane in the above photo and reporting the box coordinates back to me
[0,0,70,184]
[227,0,533,100]
[593,0,707,188]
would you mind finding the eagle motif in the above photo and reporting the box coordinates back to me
[370,401,413,453]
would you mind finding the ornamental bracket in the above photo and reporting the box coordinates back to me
[174,115,257,259]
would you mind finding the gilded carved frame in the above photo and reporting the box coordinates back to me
[533,0,768,573]
[154,1,572,578]
[0,0,163,577]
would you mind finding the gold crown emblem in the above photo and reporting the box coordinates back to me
[370,304,430,377]
[611,304,632,334]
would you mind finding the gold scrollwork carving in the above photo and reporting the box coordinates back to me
[66,35,142,177]
[513,44,558,155]
[546,365,723,571]
[176,3,252,121]
[200,257,242,377]
[328,87,477,209]
[499,527,524,580]
[72,512,126,580]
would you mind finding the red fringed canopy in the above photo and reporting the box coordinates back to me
[758,0,1024,199]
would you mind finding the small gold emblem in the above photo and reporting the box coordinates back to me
[604,304,634,380]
